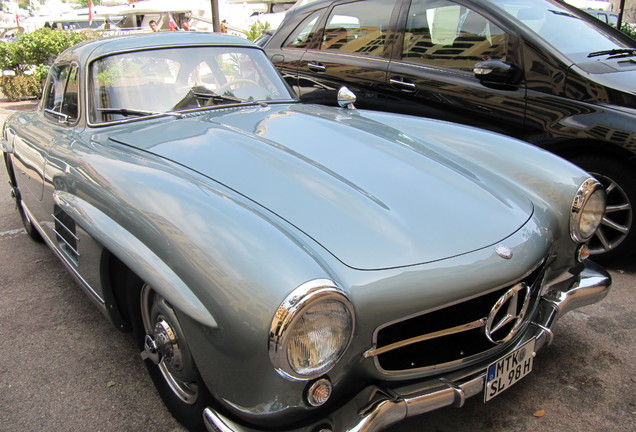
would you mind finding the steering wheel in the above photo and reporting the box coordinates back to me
[216,78,260,95]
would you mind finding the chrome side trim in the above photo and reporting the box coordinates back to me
[203,262,611,432]
[22,201,104,306]
[51,213,80,242]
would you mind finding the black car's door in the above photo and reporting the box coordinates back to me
[385,0,528,137]
[293,0,402,108]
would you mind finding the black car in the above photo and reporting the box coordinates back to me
[263,0,636,262]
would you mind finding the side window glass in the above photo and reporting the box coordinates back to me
[43,64,79,123]
[284,11,322,48]
[403,0,508,71]
[320,0,397,56]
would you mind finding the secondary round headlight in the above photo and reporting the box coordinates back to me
[269,280,354,381]
[570,178,606,242]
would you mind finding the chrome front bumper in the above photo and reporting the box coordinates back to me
[204,260,611,432]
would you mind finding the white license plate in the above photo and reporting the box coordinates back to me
[484,338,536,402]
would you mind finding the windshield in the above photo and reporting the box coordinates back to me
[489,0,634,61]
[89,46,294,124]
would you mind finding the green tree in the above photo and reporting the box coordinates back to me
[0,28,99,100]
[0,28,96,73]
[246,20,271,41]
[621,22,636,40]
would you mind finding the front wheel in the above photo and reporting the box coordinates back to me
[135,283,212,431]
[570,156,635,263]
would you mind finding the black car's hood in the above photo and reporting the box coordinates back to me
[109,104,534,270]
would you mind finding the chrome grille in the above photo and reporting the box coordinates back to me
[367,263,545,374]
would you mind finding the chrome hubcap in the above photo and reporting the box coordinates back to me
[141,320,183,370]
[140,284,199,404]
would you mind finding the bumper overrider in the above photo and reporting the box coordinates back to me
[204,260,611,432]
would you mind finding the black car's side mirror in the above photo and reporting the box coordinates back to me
[474,60,521,86]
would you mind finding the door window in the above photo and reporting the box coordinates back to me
[43,64,80,123]
[284,11,322,48]
[402,0,508,71]
[320,0,398,56]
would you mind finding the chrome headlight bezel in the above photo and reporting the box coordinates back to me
[269,279,355,381]
[570,178,606,243]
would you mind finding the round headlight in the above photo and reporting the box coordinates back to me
[570,178,606,242]
[269,280,354,381]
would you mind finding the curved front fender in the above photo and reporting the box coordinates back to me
[54,190,218,328]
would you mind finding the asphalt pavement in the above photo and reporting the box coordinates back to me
[0,99,634,432]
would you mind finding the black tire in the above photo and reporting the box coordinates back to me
[570,155,635,263]
[5,156,41,241]
[126,280,212,431]
[16,196,42,241]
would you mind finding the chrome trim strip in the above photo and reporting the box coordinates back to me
[52,229,81,260]
[51,213,80,242]
[364,319,486,358]
[22,202,104,306]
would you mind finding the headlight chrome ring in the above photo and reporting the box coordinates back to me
[570,178,606,243]
[269,279,355,381]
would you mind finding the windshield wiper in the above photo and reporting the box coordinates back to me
[97,107,183,118]
[191,89,245,105]
[588,48,636,58]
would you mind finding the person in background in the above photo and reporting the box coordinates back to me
[181,20,193,31]
[149,20,158,32]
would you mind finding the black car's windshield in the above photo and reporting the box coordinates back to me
[489,0,634,62]
[89,46,294,124]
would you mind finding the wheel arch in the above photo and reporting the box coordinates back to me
[544,138,636,168]
[53,190,219,329]
[544,138,636,262]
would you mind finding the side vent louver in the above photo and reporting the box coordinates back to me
[52,205,79,266]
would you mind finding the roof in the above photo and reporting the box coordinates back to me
[59,32,258,64]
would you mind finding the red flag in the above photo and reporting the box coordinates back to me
[88,0,93,25]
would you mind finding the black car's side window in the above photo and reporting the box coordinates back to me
[284,11,322,49]
[320,0,398,56]
[43,64,79,123]
[403,0,508,71]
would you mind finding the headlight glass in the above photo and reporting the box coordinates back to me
[571,178,605,242]
[287,299,352,376]
[270,280,354,381]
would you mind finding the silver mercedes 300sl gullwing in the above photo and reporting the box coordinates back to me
[1,32,610,432]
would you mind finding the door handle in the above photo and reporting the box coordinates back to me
[308,62,326,72]
[389,78,416,92]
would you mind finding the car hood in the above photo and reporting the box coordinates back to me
[108,104,533,270]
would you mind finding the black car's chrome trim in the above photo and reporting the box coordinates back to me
[202,260,611,432]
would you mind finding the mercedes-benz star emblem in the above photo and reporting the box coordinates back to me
[484,283,531,344]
